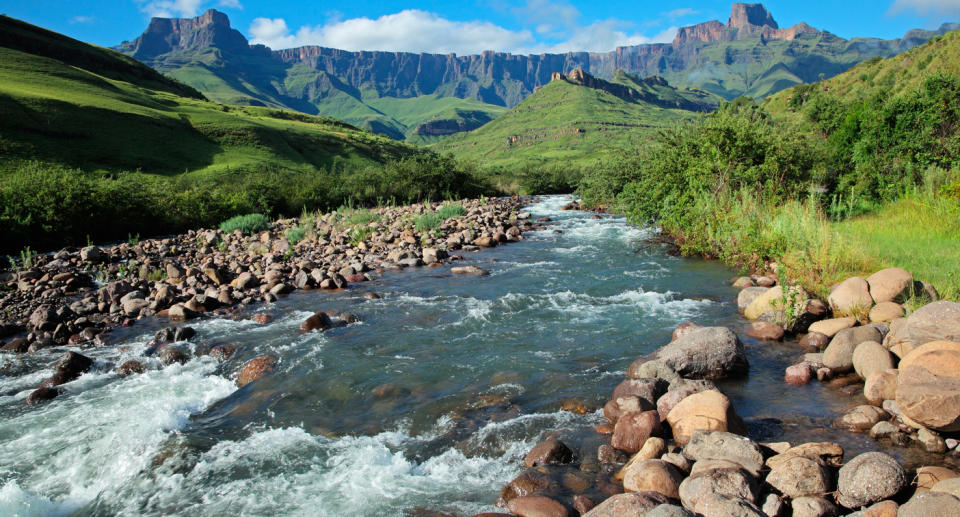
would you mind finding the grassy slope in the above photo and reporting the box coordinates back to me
[0,16,416,176]
[661,32,881,100]
[434,76,713,168]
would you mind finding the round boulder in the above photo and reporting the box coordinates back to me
[884,301,960,350]
[829,277,874,314]
[746,321,784,341]
[525,438,574,468]
[612,410,661,453]
[869,302,905,323]
[766,456,832,498]
[863,370,898,406]
[622,459,683,499]
[236,355,277,387]
[667,390,746,446]
[678,467,760,511]
[852,341,895,381]
[866,268,913,304]
[836,452,906,508]
[649,326,749,380]
[898,491,960,517]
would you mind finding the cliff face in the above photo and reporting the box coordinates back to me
[115,4,957,137]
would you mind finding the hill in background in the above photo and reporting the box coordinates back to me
[433,69,722,167]
[115,5,957,141]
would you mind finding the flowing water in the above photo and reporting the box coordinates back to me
[0,195,943,516]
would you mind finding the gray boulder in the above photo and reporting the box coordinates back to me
[836,452,906,508]
[634,326,748,380]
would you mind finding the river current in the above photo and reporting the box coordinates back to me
[0,195,925,516]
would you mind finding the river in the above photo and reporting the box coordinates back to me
[0,195,938,516]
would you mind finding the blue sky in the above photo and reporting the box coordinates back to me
[3,0,960,54]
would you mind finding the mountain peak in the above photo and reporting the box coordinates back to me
[728,3,778,30]
[117,8,247,60]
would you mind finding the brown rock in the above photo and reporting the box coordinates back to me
[885,301,960,350]
[581,492,673,517]
[746,321,784,341]
[852,341,895,380]
[766,455,833,498]
[916,466,959,492]
[572,495,594,515]
[524,438,574,468]
[808,317,857,338]
[622,459,683,499]
[236,356,276,387]
[116,360,145,377]
[612,410,660,453]
[506,496,568,517]
[300,311,333,332]
[899,340,960,376]
[785,363,812,385]
[897,364,960,432]
[857,500,898,517]
[870,302,905,323]
[672,321,703,340]
[830,277,874,315]
[799,331,829,350]
[499,471,556,506]
[666,390,746,446]
[209,344,237,362]
[866,268,913,304]
[898,491,960,517]
[26,387,60,404]
[863,370,898,406]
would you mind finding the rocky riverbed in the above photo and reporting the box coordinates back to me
[2,195,960,516]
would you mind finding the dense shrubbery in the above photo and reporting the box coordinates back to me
[219,214,271,235]
[516,165,584,195]
[0,152,495,253]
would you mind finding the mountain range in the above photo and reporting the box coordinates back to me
[116,4,960,141]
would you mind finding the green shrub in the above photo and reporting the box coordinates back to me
[415,213,443,232]
[436,203,467,219]
[518,165,583,195]
[219,214,271,235]
[285,226,307,244]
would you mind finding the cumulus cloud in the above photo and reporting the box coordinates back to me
[889,0,960,16]
[250,8,676,55]
[250,10,534,54]
[137,0,241,18]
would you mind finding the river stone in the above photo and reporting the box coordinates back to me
[612,411,660,453]
[870,302,905,323]
[837,452,906,508]
[866,268,913,304]
[785,362,813,385]
[582,492,673,517]
[507,496,568,517]
[622,459,683,499]
[884,302,960,350]
[791,496,839,517]
[673,322,703,340]
[863,370,898,406]
[898,491,960,517]
[26,387,60,404]
[618,437,667,476]
[646,326,748,380]
[300,311,333,332]
[689,494,765,517]
[810,317,858,338]
[525,438,574,468]
[678,465,760,509]
[746,321,784,341]
[744,285,808,321]
[853,341,895,380]
[766,442,844,469]
[499,471,558,506]
[738,287,769,313]
[896,365,960,432]
[918,427,948,453]
[626,359,681,383]
[847,500,898,517]
[838,405,889,432]
[656,380,715,422]
[612,378,668,408]
[766,456,832,498]
[667,390,746,446]
[823,326,883,372]
[236,356,276,387]
[898,340,960,375]
[830,277,874,314]
[681,431,763,477]
[645,505,694,517]
[917,467,959,492]
[800,331,830,350]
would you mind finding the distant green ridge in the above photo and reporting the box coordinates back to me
[434,69,723,168]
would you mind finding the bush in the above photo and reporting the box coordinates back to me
[219,213,271,235]
[436,203,467,219]
[285,226,307,244]
[415,213,443,232]
[518,165,583,195]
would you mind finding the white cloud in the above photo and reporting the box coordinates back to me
[250,10,533,54]
[70,15,95,24]
[137,0,240,18]
[250,9,676,55]
[889,0,960,16]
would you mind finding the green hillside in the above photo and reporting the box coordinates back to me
[0,15,491,252]
[434,71,723,168]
